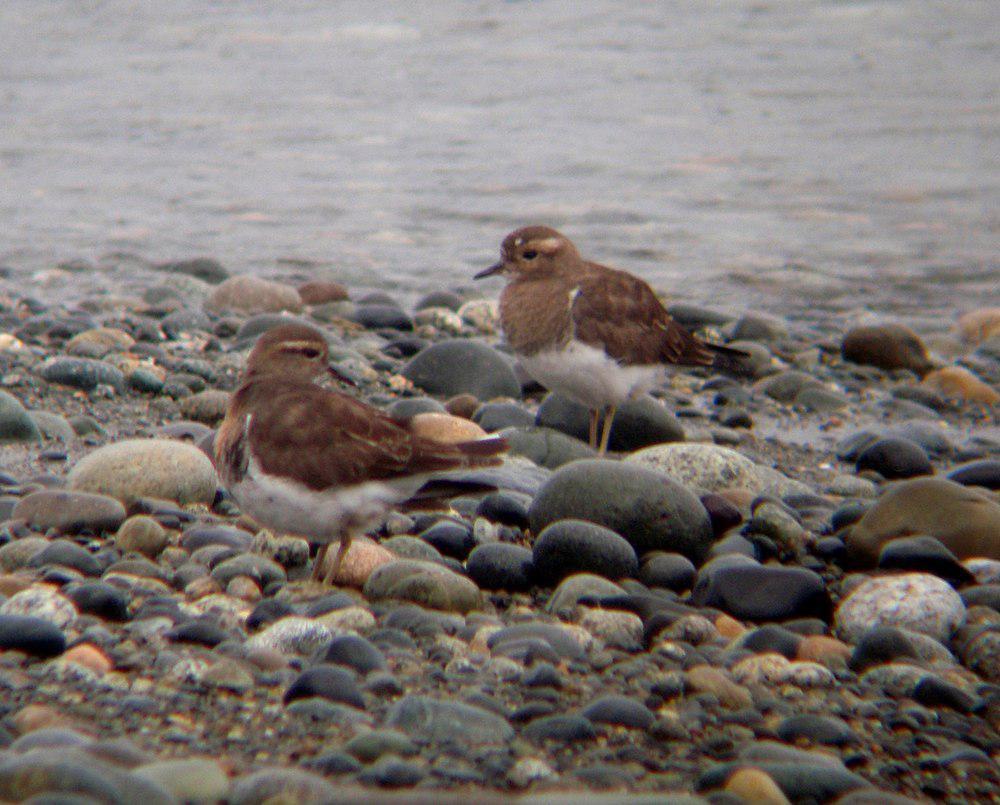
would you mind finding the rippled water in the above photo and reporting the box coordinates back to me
[1,1,996,320]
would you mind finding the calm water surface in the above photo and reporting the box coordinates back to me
[1,1,996,322]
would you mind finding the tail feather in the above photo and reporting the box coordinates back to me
[455,435,507,463]
[707,342,752,375]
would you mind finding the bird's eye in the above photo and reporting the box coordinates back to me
[300,347,321,359]
[522,249,538,260]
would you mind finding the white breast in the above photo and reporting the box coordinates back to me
[229,455,422,544]
[519,340,663,410]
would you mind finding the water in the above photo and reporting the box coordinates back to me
[1,1,996,321]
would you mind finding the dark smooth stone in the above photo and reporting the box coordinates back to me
[536,392,683,452]
[419,520,475,560]
[65,582,129,621]
[913,675,983,713]
[382,337,429,359]
[415,290,463,311]
[165,618,228,647]
[487,623,585,661]
[179,525,254,552]
[521,662,563,689]
[154,257,228,283]
[830,501,871,532]
[522,714,597,744]
[27,540,102,576]
[303,751,362,776]
[856,437,933,479]
[357,757,425,788]
[580,695,655,730]
[302,593,357,617]
[690,563,831,621]
[402,340,520,400]
[946,459,1000,490]
[640,552,696,592]
[283,665,365,709]
[322,635,387,675]
[0,614,66,657]
[529,459,713,562]
[877,535,976,585]
[775,713,860,746]
[246,598,297,631]
[474,491,531,528]
[849,626,919,672]
[532,519,639,585]
[735,624,803,659]
[472,402,535,433]
[961,584,1000,612]
[701,493,744,537]
[39,357,125,392]
[491,637,561,666]
[466,543,534,592]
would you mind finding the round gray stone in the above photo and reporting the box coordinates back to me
[402,339,520,400]
[529,459,714,561]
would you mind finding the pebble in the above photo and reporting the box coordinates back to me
[835,573,966,643]
[532,519,639,585]
[28,410,77,442]
[13,490,127,534]
[536,392,684,451]
[855,437,933,479]
[283,664,365,709]
[0,614,66,657]
[39,356,126,392]
[68,438,218,506]
[846,477,1000,563]
[499,425,596,469]
[385,695,514,745]
[0,390,42,442]
[921,365,1000,405]
[626,442,812,499]
[402,339,520,400]
[841,323,933,374]
[690,561,830,621]
[466,542,534,591]
[363,559,481,613]
[581,695,655,729]
[228,767,337,804]
[321,634,387,675]
[529,459,713,561]
[114,515,169,558]
[133,757,230,803]
[204,275,303,315]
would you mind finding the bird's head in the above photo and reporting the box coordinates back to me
[245,323,353,385]
[474,226,580,282]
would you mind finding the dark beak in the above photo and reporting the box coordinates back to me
[327,363,357,387]
[474,261,505,280]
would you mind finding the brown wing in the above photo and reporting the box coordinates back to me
[571,265,716,367]
[245,383,501,491]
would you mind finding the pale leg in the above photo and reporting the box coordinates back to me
[311,544,329,581]
[597,405,617,454]
[588,409,600,450]
[323,532,352,585]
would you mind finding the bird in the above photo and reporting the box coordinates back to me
[475,225,747,454]
[214,323,507,584]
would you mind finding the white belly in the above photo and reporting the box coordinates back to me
[230,457,422,544]
[520,340,663,410]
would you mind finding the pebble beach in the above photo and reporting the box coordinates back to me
[0,260,998,803]
[2,2,999,803]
